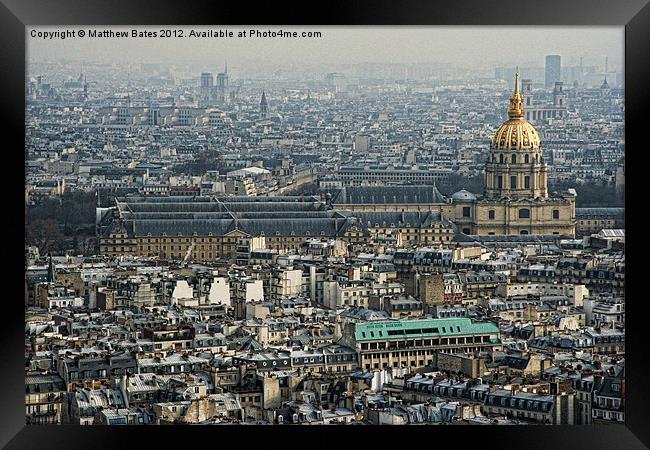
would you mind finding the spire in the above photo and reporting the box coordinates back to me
[508,66,525,119]
[260,90,268,117]
[514,66,520,97]
[47,253,55,283]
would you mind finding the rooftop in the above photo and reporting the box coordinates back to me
[354,317,499,341]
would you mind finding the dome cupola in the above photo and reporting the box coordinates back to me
[492,67,541,151]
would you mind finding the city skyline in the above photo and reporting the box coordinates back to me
[27,26,624,73]
[24,25,625,427]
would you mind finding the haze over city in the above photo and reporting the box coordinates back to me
[27,26,623,75]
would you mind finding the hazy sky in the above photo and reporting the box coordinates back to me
[27,26,624,72]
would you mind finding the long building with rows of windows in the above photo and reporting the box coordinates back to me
[97,195,460,260]
[340,317,502,371]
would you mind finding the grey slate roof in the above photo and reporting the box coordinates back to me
[576,208,624,218]
[332,185,446,205]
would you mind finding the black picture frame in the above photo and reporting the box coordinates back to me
[3,0,648,448]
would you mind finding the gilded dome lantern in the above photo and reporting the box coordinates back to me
[492,67,541,151]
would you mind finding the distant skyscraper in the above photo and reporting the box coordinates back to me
[545,55,561,88]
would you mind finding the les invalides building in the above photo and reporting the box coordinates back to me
[451,69,576,237]
[98,70,577,262]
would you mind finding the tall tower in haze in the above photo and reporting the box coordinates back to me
[545,55,561,88]
[260,91,269,119]
[200,72,213,106]
[216,59,229,104]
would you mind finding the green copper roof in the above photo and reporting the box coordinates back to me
[354,317,499,341]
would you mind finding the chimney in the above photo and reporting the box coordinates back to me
[593,373,603,387]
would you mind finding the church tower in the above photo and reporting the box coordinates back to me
[260,91,269,119]
[484,68,548,200]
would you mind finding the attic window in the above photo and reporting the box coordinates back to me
[276,231,280,236]
[305,231,310,236]
[208,232,213,236]
[320,231,325,236]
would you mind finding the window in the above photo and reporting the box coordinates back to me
[520,230,529,235]
[510,176,517,189]
[499,154,504,163]
[553,209,560,219]
[524,154,529,163]
[488,210,495,220]
[524,176,530,189]
[462,207,470,218]
[519,208,530,219]
[497,176,503,189]
[511,154,516,164]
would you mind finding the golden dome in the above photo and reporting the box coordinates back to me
[492,67,541,150]
[493,118,541,149]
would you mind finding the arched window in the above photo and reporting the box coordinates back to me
[519,208,530,219]
[524,154,529,164]
[511,154,516,164]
